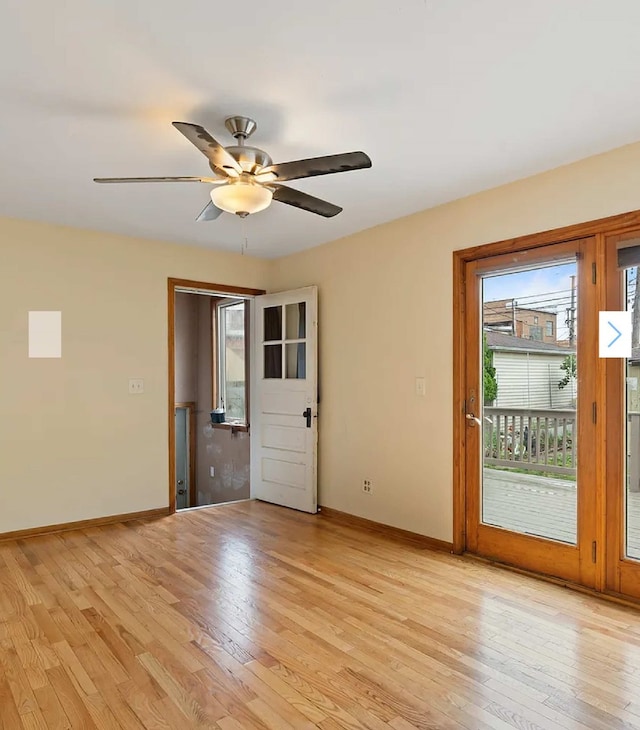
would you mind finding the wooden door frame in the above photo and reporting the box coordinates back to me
[603,228,640,599]
[175,402,197,507]
[168,278,265,514]
[453,208,640,590]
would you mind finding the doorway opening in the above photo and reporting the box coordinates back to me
[168,278,265,511]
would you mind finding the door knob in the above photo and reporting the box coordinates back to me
[178,488,186,495]
[177,479,184,486]
[466,413,482,426]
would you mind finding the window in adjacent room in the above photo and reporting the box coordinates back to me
[213,299,249,425]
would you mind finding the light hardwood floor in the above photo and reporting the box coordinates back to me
[3,501,640,729]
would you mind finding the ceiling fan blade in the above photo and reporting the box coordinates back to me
[271,184,342,218]
[196,200,223,222]
[256,151,371,183]
[93,176,220,183]
[172,122,242,177]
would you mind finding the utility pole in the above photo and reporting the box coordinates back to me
[566,275,576,345]
[512,298,517,336]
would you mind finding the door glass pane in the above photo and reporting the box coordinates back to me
[264,344,282,378]
[481,259,578,544]
[625,266,640,560]
[264,306,282,341]
[286,302,306,339]
[286,343,306,379]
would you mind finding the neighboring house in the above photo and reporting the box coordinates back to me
[629,347,640,413]
[486,331,576,409]
[484,300,561,344]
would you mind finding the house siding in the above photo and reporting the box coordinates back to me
[493,351,575,409]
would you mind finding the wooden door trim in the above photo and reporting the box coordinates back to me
[456,209,640,263]
[452,252,467,554]
[168,278,265,514]
[175,402,197,508]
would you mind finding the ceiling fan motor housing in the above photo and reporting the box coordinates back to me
[215,145,272,176]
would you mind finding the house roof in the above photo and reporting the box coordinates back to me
[4,3,640,258]
[485,331,575,355]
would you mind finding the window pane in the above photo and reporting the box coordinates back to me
[625,266,640,560]
[286,302,306,339]
[286,343,306,379]
[481,260,578,545]
[264,306,282,341]
[222,303,245,421]
[264,344,282,378]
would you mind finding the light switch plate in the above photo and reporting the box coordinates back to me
[128,378,144,394]
[415,377,426,396]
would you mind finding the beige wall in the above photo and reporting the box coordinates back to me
[1,216,268,533]
[269,139,640,542]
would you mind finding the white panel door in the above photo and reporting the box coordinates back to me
[251,286,317,513]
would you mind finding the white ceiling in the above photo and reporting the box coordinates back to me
[3,1,640,258]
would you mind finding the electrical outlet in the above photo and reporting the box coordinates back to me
[128,378,144,394]
[362,479,372,494]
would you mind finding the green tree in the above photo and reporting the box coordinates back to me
[558,354,577,390]
[483,334,498,405]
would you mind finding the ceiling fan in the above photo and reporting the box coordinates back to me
[94,116,372,220]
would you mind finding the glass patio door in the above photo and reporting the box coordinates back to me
[605,231,640,599]
[464,238,599,586]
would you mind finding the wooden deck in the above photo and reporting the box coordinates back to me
[483,469,640,558]
[4,500,640,728]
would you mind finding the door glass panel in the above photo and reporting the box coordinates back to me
[481,259,578,544]
[264,344,282,378]
[264,306,282,341]
[625,265,640,560]
[286,302,306,339]
[286,343,306,379]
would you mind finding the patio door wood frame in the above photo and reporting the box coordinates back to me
[453,211,640,598]
[459,237,602,586]
[604,228,640,601]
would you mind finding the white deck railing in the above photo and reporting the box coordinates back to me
[483,407,576,476]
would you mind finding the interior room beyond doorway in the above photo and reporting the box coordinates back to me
[171,279,262,510]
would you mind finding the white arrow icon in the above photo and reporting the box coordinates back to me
[599,311,632,358]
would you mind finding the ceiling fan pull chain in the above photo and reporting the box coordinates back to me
[240,216,248,256]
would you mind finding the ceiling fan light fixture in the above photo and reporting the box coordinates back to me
[211,182,273,216]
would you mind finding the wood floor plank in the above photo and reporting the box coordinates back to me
[32,684,71,730]
[88,676,146,730]
[4,501,640,729]
[45,665,97,729]
[19,708,49,730]
[0,671,23,729]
